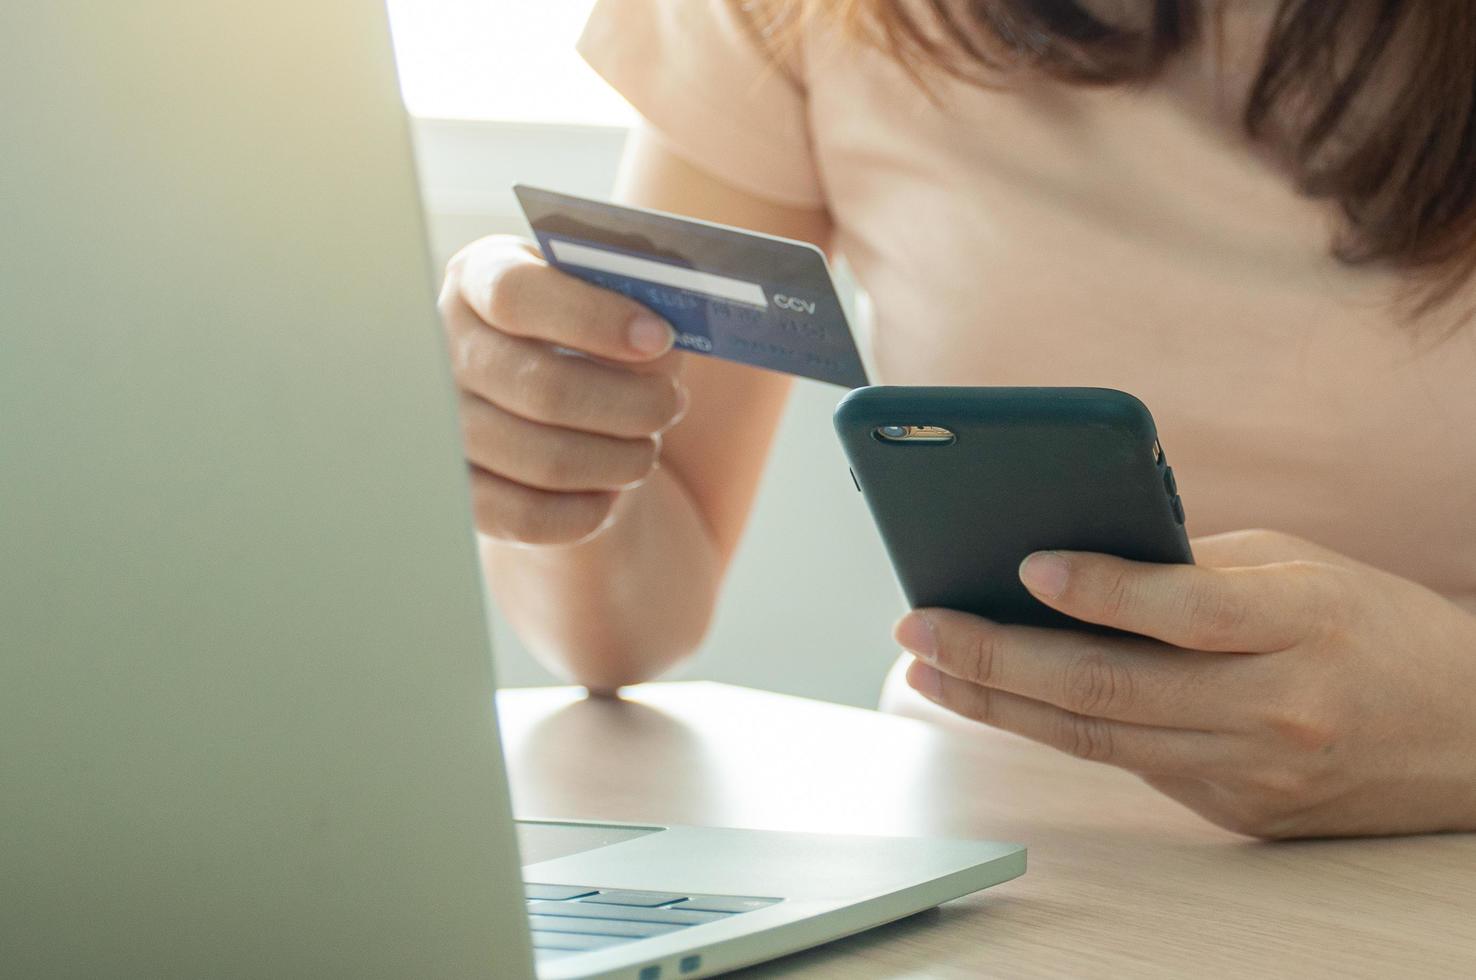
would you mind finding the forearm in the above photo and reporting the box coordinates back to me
[479,128,823,693]
[481,463,722,692]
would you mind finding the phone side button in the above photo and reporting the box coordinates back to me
[1163,466,1178,496]
[849,468,861,492]
[1171,495,1186,525]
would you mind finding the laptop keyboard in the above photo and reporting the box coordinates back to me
[524,883,780,963]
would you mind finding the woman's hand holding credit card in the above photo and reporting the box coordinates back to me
[438,186,867,548]
[438,234,689,546]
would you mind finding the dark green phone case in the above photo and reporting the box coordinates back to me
[835,387,1193,632]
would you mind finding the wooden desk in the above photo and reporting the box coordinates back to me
[498,682,1474,978]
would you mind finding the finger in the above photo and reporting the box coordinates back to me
[468,465,615,546]
[1018,550,1332,653]
[1191,529,1358,570]
[458,243,675,362]
[896,608,1253,730]
[445,302,687,438]
[906,659,1229,776]
[460,394,660,493]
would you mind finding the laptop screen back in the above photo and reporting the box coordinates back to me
[0,2,531,977]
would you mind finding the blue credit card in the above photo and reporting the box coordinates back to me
[514,185,869,388]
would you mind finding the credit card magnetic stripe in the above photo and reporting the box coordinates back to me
[546,238,769,309]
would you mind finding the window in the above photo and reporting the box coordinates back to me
[386,0,634,126]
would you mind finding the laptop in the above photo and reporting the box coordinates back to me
[0,2,1025,977]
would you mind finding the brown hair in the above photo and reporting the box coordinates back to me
[765,1,1476,319]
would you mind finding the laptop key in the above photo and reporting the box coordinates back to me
[524,883,599,901]
[530,930,628,952]
[578,889,688,907]
[527,901,727,926]
[676,896,781,914]
[529,914,683,939]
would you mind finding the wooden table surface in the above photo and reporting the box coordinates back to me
[497,681,1475,979]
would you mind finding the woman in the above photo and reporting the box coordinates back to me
[437,0,1476,839]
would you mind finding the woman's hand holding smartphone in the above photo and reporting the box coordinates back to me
[840,387,1476,839]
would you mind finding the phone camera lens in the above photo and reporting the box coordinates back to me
[879,425,908,440]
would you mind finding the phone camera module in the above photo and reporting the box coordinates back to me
[874,425,955,445]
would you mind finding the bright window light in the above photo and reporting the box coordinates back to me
[386,0,635,126]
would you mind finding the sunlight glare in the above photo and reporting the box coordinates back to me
[385,0,635,125]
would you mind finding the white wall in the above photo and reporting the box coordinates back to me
[413,119,906,707]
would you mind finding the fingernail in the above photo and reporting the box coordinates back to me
[628,312,673,355]
[908,660,943,700]
[894,612,937,660]
[1020,551,1070,598]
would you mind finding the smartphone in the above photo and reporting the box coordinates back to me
[835,386,1193,632]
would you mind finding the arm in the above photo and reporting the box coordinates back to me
[479,127,834,691]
